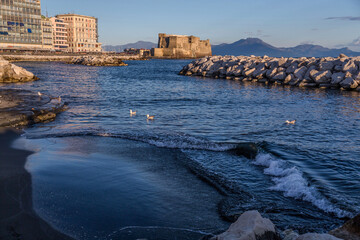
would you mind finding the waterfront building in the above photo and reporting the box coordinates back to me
[151,33,212,59]
[50,17,68,51]
[56,14,102,53]
[0,0,42,50]
[41,16,53,50]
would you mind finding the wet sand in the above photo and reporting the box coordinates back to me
[0,129,73,240]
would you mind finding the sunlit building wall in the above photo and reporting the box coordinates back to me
[50,17,68,51]
[41,16,53,49]
[56,14,102,53]
[0,0,42,50]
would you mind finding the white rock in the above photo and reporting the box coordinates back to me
[212,210,277,240]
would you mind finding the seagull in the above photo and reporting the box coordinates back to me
[37,92,43,97]
[130,109,137,116]
[50,96,62,105]
[147,114,155,120]
[285,120,296,125]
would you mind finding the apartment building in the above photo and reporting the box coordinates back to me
[50,17,68,51]
[56,14,102,53]
[0,0,42,50]
[41,16,53,49]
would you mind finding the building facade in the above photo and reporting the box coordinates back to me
[151,33,212,59]
[41,16,53,50]
[50,17,68,51]
[56,14,102,53]
[0,0,42,50]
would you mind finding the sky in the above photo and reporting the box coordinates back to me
[41,0,360,50]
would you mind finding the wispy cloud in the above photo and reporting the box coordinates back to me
[245,30,271,38]
[335,37,360,51]
[325,16,360,21]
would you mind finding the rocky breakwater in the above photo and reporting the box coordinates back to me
[0,56,38,83]
[0,89,67,128]
[179,54,360,91]
[69,55,128,66]
[208,210,360,240]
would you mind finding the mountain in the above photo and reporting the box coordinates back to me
[212,38,360,57]
[103,41,157,52]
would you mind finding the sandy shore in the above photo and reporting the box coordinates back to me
[0,129,74,240]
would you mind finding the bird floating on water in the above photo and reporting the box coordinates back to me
[37,92,43,97]
[130,109,137,116]
[285,120,296,125]
[50,96,62,105]
[147,114,155,120]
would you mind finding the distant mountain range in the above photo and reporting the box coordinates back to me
[212,38,360,57]
[103,38,360,57]
[103,41,157,52]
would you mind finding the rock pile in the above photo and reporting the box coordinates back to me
[179,54,360,91]
[209,210,353,240]
[0,56,38,83]
[0,89,67,128]
[69,55,128,66]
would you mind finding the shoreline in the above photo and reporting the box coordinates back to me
[0,129,74,240]
[1,54,147,62]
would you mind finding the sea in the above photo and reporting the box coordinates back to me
[4,60,360,240]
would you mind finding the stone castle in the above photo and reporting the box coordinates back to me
[151,33,212,59]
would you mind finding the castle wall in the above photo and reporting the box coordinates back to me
[152,33,212,59]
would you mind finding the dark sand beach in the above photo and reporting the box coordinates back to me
[0,129,73,240]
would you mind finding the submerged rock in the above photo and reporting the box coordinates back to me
[211,210,281,240]
[296,233,341,240]
[330,213,360,240]
[69,55,128,66]
[0,56,38,83]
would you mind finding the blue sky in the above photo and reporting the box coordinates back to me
[41,0,360,50]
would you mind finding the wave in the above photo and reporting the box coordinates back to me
[26,130,257,154]
[253,153,352,218]
[25,129,351,218]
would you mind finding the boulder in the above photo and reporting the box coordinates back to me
[319,61,334,71]
[340,77,359,89]
[286,63,298,74]
[329,213,360,240]
[294,66,307,79]
[296,233,341,240]
[211,211,280,240]
[284,74,294,84]
[0,57,38,83]
[310,70,332,84]
[272,72,287,81]
[342,60,358,74]
[266,68,278,78]
[331,72,345,85]
[69,55,128,66]
[243,68,256,77]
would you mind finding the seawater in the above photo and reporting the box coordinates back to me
[5,60,360,240]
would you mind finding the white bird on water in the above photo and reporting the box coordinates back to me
[50,96,62,105]
[130,109,137,116]
[147,114,155,120]
[285,120,296,125]
[37,92,43,97]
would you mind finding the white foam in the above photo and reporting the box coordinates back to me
[254,153,351,218]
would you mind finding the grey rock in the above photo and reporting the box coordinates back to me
[311,70,332,83]
[340,77,359,89]
[296,233,341,240]
[331,72,345,85]
[319,61,334,71]
[342,60,358,74]
[211,210,280,240]
[273,72,287,81]
[294,66,307,79]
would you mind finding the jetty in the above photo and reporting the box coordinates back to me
[180,54,360,91]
